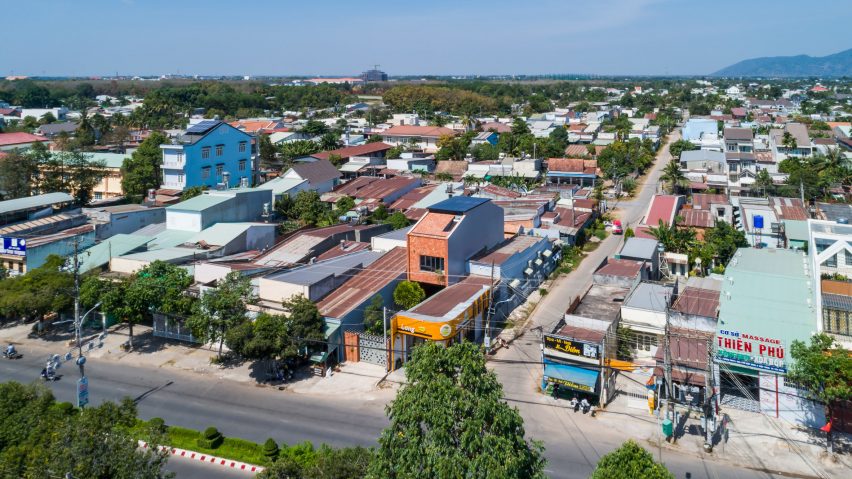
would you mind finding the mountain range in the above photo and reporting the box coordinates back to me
[712,48,852,77]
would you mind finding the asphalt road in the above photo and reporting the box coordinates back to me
[166,453,256,479]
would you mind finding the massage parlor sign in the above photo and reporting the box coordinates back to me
[715,329,786,373]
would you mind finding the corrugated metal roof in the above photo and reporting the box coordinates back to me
[0,192,74,215]
[318,247,407,319]
[264,250,383,286]
[186,223,262,247]
[167,194,232,212]
[77,234,152,273]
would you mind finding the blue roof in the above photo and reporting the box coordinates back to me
[543,361,599,392]
[428,196,489,214]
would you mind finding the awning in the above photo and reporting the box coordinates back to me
[310,351,330,364]
[509,279,521,289]
[542,249,553,258]
[534,258,543,266]
[339,162,368,172]
[524,267,534,276]
[653,367,706,387]
[543,363,599,393]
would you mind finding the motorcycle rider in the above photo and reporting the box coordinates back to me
[5,344,16,357]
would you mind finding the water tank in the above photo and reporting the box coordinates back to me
[753,214,764,229]
[838,217,849,225]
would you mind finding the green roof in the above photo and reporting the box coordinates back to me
[118,246,205,263]
[77,234,152,274]
[0,192,74,215]
[718,248,816,373]
[84,152,129,169]
[187,223,259,246]
[782,220,809,243]
[167,194,232,212]
[146,229,197,249]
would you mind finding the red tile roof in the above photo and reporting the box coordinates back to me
[564,144,604,157]
[382,125,456,138]
[389,185,436,211]
[312,142,393,161]
[644,195,681,227]
[480,184,521,198]
[410,276,490,317]
[350,176,420,202]
[480,122,511,133]
[0,132,49,147]
[547,158,600,176]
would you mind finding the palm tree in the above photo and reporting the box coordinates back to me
[782,131,797,153]
[661,160,688,194]
[647,219,697,256]
[435,171,454,182]
[462,174,479,187]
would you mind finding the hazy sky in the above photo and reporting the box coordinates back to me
[3,0,850,77]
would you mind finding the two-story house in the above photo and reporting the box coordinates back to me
[724,127,754,153]
[160,120,254,191]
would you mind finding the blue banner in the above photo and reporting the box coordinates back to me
[0,237,26,257]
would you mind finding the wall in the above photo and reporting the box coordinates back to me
[85,207,166,240]
[407,234,449,286]
[446,202,504,285]
[359,333,389,367]
[26,230,96,272]
[166,210,202,232]
[181,124,253,190]
[257,278,309,304]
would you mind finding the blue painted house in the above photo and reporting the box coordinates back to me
[160,120,254,191]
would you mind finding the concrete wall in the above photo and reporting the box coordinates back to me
[26,230,96,272]
[166,210,203,232]
[169,123,253,190]
[85,207,166,240]
[446,202,504,285]
[258,278,309,304]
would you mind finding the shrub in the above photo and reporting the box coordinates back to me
[53,402,75,416]
[149,417,166,433]
[198,426,223,449]
[539,288,548,296]
[263,438,280,461]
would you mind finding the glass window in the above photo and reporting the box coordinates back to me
[825,253,837,268]
[216,145,223,156]
[239,160,246,171]
[419,255,445,273]
[201,147,210,159]
[216,164,224,176]
[202,167,210,179]
[239,142,247,153]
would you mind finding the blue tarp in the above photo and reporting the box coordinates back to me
[543,362,599,392]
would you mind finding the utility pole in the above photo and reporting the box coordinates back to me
[703,337,715,452]
[382,306,388,372]
[484,262,495,352]
[72,238,84,378]
[663,296,676,443]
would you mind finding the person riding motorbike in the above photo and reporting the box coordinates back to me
[4,344,15,358]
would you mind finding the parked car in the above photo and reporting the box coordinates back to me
[612,219,623,235]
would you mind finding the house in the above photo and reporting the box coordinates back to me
[769,123,813,160]
[620,281,676,361]
[159,120,254,190]
[257,249,384,306]
[691,193,732,225]
[254,223,390,267]
[254,176,309,203]
[480,121,512,133]
[281,159,341,194]
[668,276,721,334]
[642,194,684,227]
[165,188,270,232]
[808,219,852,349]
[330,176,421,209]
[386,155,435,174]
[268,131,310,145]
[546,158,600,187]
[311,142,394,163]
[0,132,51,152]
[21,107,67,122]
[407,196,504,286]
[679,150,726,190]
[682,119,718,143]
[82,204,166,240]
[317,247,408,328]
[617,237,661,279]
[0,192,75,227]
[380,125,456,153]
[36,122,79,138]
[0,224,95,275]
[471,131,498,146]
[229,119,287,135]
[86,152,130,200]
[593,258,648,289]
[724,128,754,153]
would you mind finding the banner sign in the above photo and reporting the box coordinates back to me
[0,237,26,257]
[544,334,600,360]
[715,329,786,373]
[546,375,594,392]
[77,376,89,408]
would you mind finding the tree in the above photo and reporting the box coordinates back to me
[0,255,73,323]
[754,169,775,196]
[280,140,320,162]
[782,131,797,152]
[121,131,166,201]
[590,440,673,479]
[181,185,205,201]
[701,220,747,268]
[319,132,341,151]
[38,112,56,125]
[301,119,328,136]
[369,342,546,479]
[291,190,328,226]
[0,149,39,199]
[393,280,425,310]
[660,160,688,194]
[788,334,852,453]
[259,444,372,479]
[188,272,255,359]
[385,211,410,230]
[258,133,278,170]
[667,139,696,159]
[371,203,389,221]
[279,294,325,362]
[385,145,403,159]
[435,171,454,182]
[470,142,499,162]
[363,295,385,336]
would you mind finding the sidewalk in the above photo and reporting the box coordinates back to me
[600,392,851,479]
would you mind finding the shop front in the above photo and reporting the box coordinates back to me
[541,332,607,404]
[715,329,789,413]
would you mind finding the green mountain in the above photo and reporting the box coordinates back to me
[712,48,852,77]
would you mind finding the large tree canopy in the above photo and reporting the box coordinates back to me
[369,342,546,478]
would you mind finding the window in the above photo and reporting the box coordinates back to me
[717,207,726,218]
[177,173,184,184]
[216,164,224,177]
[202,166,211,179]
[823,308,851,337]
[94,192,102,200]
[419,255,445,273]
[239,141,247,153]
[215,145,223,156]
[201,147,211,159]
[845,249,852,267]
[632,332,658,352]
[825,253,837,268]
[239,159,246,171]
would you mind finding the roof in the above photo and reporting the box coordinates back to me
[25,224,95,249]
[680,149,725,164]
[0,192,75,216]
[315,241,370,261]
[692,193,729,210]
[433,160,467,177]
[263,250,383,286]
[724,128,753,141]
[381,125,456,138]
[255,176,308,195]
[428,196,489,214]
[471,235,544,266]
[167,194,231,212]
[0,132,49,147]
[672,286,719,318]
[289,159,342,185]
[786,123,811,147]
[644,195,681,227]
[595,258,645,278]
[410,212,457,237]
[77,234,152,274]
[769,196,808,221]
[547,158,599,175]
[816,202,852,222]
[83,152,129,169]
[311,142,392,161]
[565,144,604,157]
[118,246,205,263]
[619,237,659,260]
[317,247,407,319]
[782,219,809,242]
[336,176,420,201]
[389,185,437,211]
[480,122,512,133]
[187,223,262,247]
[623,282,673,312]
[37,122,79,135]
[653,334,709,370]
[409,276,490,318]
[678,209,715,228]
[573,284,630,321]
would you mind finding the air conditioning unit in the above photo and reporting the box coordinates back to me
[239,177,249,188]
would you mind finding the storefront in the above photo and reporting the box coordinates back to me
[541,330,608,404]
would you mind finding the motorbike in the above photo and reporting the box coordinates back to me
[3,350,22,360]
[581,399,591,414]
[572,398,580,413]
[40,368,58,382]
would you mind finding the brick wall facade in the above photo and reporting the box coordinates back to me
[407,234,449,286]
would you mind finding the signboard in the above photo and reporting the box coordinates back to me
[546,376,594,392]
[77,376,89,408]
[0,237,26,257]
[544,334,600,360]
[715,329,786,373]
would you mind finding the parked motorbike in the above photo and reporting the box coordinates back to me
[581,398,591,414]
[572,397,580,413]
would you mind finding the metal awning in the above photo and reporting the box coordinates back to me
[534,258,543,266]
[509,279,521,289]
[542,249,552,258]
[543,362,599,393]
[524,267,534,276]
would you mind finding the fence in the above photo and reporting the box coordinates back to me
[152,313,197,343]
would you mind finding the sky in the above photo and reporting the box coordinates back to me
[2,0,851,77]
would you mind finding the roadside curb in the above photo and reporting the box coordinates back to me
[138,440,265,474]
